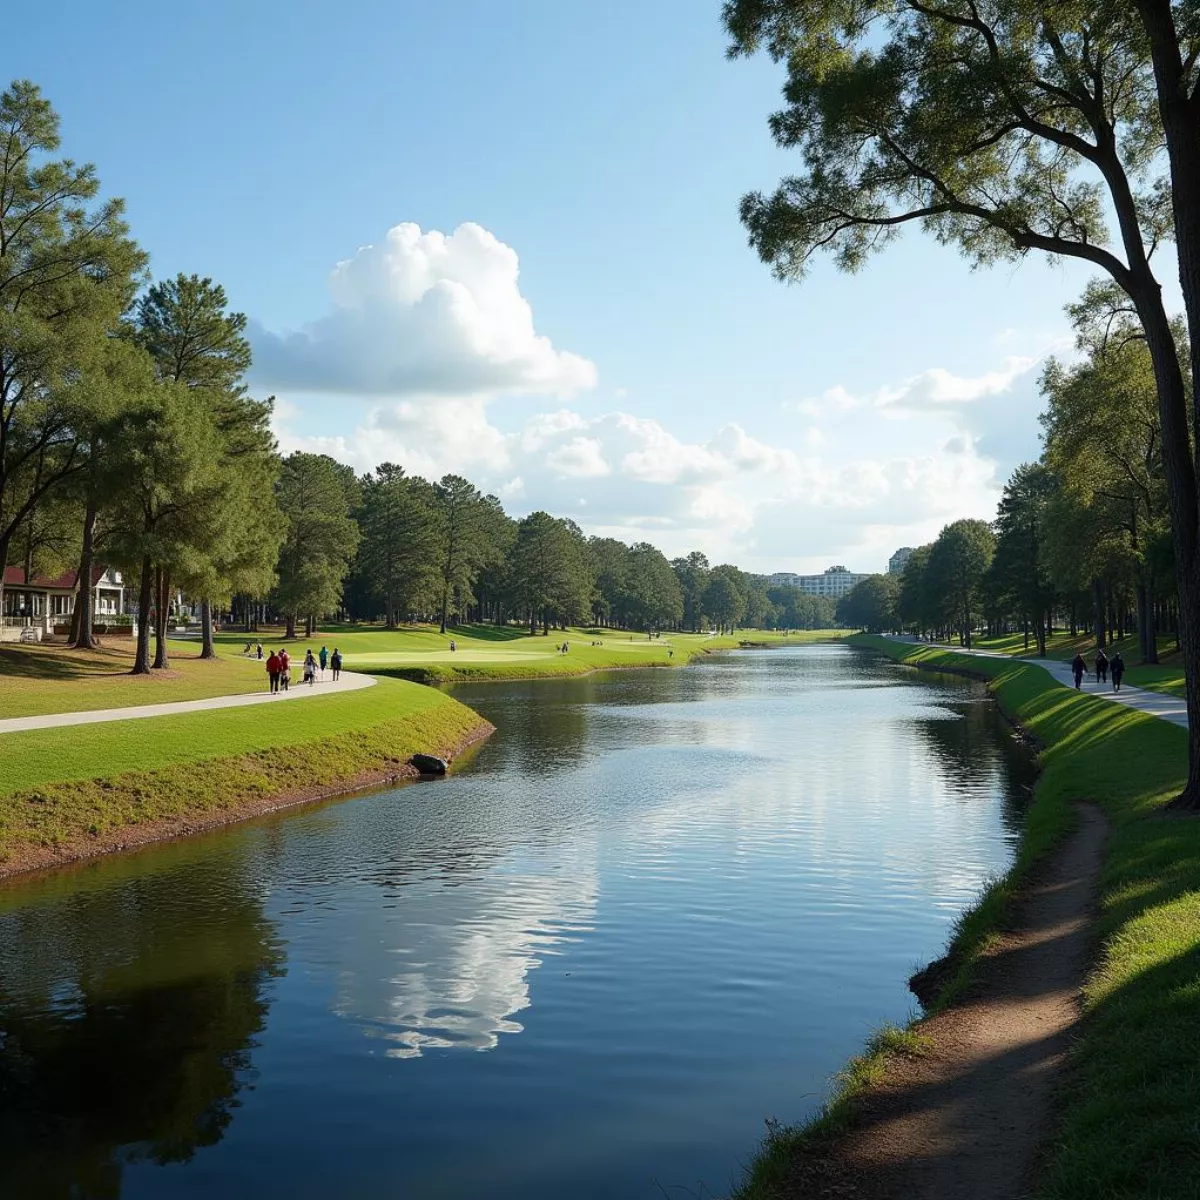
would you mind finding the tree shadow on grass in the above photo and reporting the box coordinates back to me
[0,645,133,683]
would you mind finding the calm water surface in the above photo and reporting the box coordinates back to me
[0,644,1035,1199]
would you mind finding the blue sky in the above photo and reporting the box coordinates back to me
[16,0,1106,571]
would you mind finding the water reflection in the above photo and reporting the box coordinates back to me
[0,853,282,1198]
[328,846,599,1057]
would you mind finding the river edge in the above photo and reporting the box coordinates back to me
[0,714,495,884]
[731,636,1088,1199]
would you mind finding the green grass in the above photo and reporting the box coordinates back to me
[0,675,450,795]
[207,623,829,684]
[735,635,1200,1200]
[0,641,269,718]
[0,677,487,862]
[973,630,1186,698]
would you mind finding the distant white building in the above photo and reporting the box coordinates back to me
[888,547,915,575]
[768,566,871,599]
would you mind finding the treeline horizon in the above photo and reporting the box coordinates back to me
[236,450,842,641]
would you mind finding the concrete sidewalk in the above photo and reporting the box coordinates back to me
[888,636,1188,729]
[0,670,376,736]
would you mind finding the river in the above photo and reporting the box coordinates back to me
[0,643,1035,1199]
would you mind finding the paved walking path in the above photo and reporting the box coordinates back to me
[0,670,376,736]
[891,636,1188,728]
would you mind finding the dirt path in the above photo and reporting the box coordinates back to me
[792,804,1107,1200]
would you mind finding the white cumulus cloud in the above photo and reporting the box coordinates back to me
[251,222,597,399]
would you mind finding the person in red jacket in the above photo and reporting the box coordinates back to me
[266,651,282,693]
[279,648,291,692]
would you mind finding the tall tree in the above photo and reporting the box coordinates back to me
[273,453,360,639]
[1041,300,1171,661]
[926,519,996,648]
[704,564,747,633]
[132,274,277,657]
[837,574,898,633]
[508,512,593,634]
[626,542,685,630]
[432,475,503,633]
[591,537,633,626]
[672,551,711,632]
[895,544,935,636]
[355,463,438,628]
[724,2,1200,803]
[103,384,226,674]
[0,80,144,618]
[991,463,1058,656]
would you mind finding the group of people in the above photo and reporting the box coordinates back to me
[1070,649,1126,692]
[262,645,343,693]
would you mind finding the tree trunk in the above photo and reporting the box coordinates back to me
[286,612,296,639]
[153,568,170,669]
[200,597,216,659]
[440,584,449,635]
[1092,578,1107,649]
[306,613,314,637]
[199,597,216,657]
[1144,580,1159,664]
[132,558,153,675]
[70,500,99,650]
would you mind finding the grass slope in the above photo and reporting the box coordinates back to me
[736,635,1200,1200]
[0,678,487,866]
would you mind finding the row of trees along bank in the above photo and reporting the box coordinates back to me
[728,1,1200,810]
[837,300,1184,656]
[0,80,836,675]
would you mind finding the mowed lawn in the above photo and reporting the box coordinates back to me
[209,623,826,682]
[972,630,1186,698]
[0,674,452,796]
[0,640,267,719]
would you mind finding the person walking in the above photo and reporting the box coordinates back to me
[256,642,263,660]
[319,645,328,679]
[1111,651,1126,693]
[279,647,291,692]
[303,649,317,685]
[330,648,342,681]
[266,650,282,694]
[1071,652,1087,690]
[1096,648,1109,684]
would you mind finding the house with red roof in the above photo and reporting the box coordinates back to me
[1,565,126,640]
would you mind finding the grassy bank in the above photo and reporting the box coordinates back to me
[736,635,1200,1200]
[0,678,490,876]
